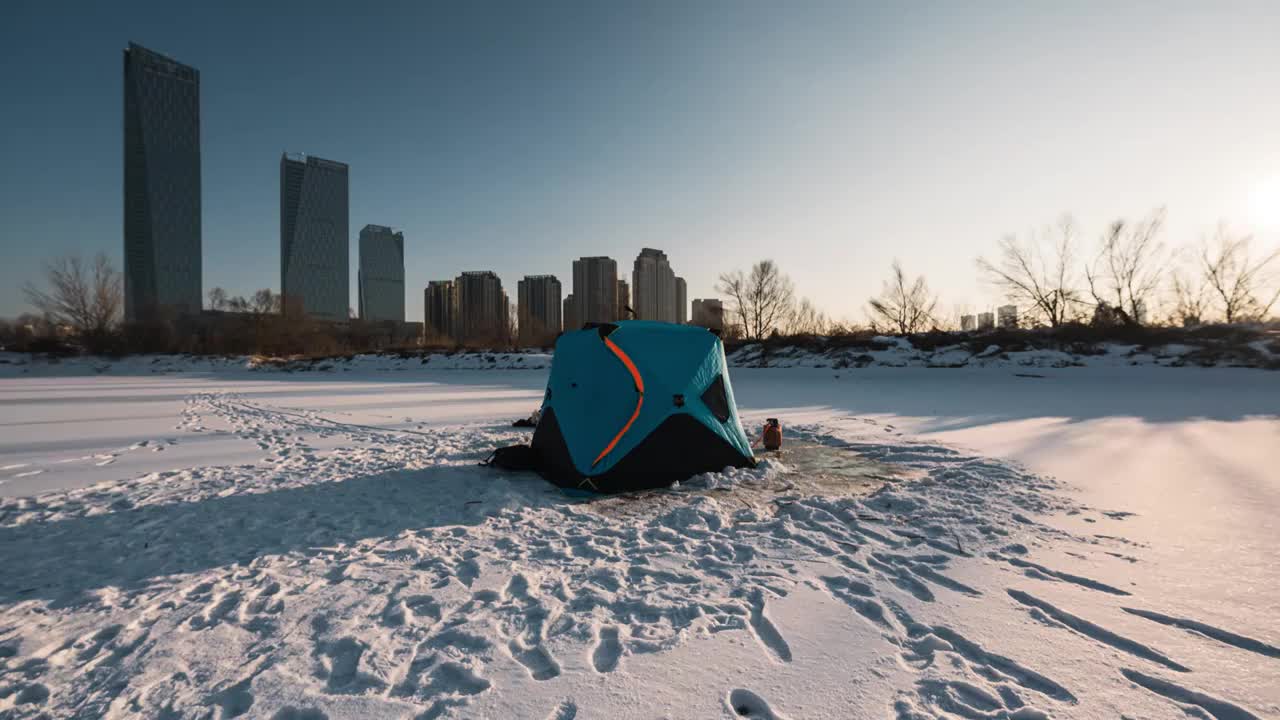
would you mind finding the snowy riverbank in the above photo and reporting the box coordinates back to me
[0,366,1276,718]
[2,328,1278,381]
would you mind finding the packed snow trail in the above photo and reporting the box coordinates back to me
[0,367,1276,718]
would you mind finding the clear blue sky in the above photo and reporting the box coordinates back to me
[2,0,1279,323]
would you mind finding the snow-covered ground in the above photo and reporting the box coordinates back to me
[0,362,1276,719]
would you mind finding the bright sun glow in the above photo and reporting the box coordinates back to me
[1248,176,1280,230]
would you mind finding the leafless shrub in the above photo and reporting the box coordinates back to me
[785,298,831,335]
[1169,267,1210,327]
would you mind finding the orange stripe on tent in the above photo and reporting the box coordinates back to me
[604,337,644,393]
[592,337,645,467]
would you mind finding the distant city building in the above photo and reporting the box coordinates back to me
[997,304,1018,329]
[960,314,976,332]
[280,153,349,321]
[563,293,578,332]
[632,248,679,323]
[455,271,508,343]
[616,279,631,319]
[572,256,618,324]
[632,253,688,324]
[363,320,422,349]
[518,274,562,345]
[691,298,725,331]
[357,225,404,323]
[124,42,202,321]
[675,277,687,324]
[977,312,995,331]
[424,280,457,340]
[400,322,424,343]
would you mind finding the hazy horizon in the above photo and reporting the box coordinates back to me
[3,0,1279,324]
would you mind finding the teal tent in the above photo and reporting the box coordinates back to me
[530,321,756,492]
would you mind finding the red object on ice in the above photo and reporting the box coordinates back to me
[762,418,782,451]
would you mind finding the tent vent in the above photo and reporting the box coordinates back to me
[700,375,731,423]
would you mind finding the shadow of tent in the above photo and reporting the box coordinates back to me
[0,465,558,608]
[729,367,1280,429]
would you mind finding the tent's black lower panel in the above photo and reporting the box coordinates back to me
[531,408,755,493]
[530,407,579,483]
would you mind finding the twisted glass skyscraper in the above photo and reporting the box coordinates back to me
[123,42,202,321]
[280,153,349,321]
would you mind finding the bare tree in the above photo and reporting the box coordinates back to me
[716,260,795,340]
[867,260,937,335]
[1085,208,1167,325]
[784,297,830,335]
[1200,225,1280,323]
[977,216,1084,327]
[207,287,228,311]
[253,290,280,315]
[23,254,122,341]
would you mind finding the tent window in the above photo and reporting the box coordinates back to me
[700,375,731,423]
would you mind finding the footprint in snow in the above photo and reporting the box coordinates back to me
[509,640,561,681]
[546,699,577,720]
[727,689,789,720]
[745,588,792,663]
[592,626,622,673]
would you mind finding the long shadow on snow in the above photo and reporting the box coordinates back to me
[731,367,1278,430]
[0,465,558,607]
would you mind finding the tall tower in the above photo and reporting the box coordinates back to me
[571,256,618,324]
[280,153,349,320]
[675,276,687,324]
[616,278,630,319]
[123,42,202,321]
[563,294,578,332]
[357,224,405,323]
[424,280,457,340]
[517,275,562,345]
[455,271,508,343]
[632,248,676,322]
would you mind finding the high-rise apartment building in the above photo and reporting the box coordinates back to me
[455,271,508,343]
[123,42,202,320]
[632,248,679,323]
[616,279,631,319]
[691,298,725,331]
[563,294,578,332]
[357,224,404,323]
[517,275,562,345]
[424,280,457,340]
[675,277,687,324]
[280,153,349,321]
[571,256,618,324]
[997,304,1018,329]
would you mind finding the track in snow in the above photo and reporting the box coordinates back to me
[0,389,1269,719]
